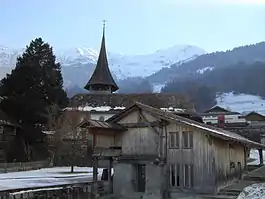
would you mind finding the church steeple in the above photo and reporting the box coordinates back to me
[84,21,119,93]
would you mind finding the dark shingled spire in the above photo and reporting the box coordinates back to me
[84,21,119,93]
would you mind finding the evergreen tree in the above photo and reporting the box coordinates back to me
[0,38,68,127]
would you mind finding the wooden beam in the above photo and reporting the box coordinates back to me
[121,121,161,128]
[138,110,161,134]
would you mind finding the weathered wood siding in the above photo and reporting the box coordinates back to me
[116,110,159,155]
[93,129,121,148]
[166,122,245,194]
[213,138,244,189]
[95,134,115,148]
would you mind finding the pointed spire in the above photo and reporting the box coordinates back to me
[84,21,119,93]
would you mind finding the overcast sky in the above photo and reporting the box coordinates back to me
[0,0,265,54]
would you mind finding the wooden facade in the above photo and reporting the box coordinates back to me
[80,102,264,198]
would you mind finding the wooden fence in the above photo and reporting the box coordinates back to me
[0,159,52,173]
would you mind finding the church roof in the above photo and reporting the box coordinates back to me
[70,93,195,112]
[84,25,119,92]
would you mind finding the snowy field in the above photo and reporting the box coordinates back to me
[0,166,109,191]
[217,92,265,115]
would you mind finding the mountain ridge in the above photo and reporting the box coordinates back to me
[0,44,206,88]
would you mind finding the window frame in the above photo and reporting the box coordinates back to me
[182,131,193,149]
[169,164,181,187]
[183,164,194,188]
[169,132,180,149]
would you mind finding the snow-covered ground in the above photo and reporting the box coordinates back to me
[237,183,265,199]
[216,92,265,115]
[0,166,110,191]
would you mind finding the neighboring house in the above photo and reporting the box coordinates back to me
[0,109,21,163]
[201,106,247,126]
[242,111,265,123]
[67,24,195,121]
[80,102,264,198]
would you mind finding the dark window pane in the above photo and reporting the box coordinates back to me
[189,132,193,148]
[183,132,189,148]
[175,132,180,148]
[176,164,180,187]
[170,165,175,186]
[170,133,175,148]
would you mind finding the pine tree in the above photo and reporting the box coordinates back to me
[0,38,68,127]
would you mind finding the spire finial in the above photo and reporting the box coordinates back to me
[102,20,106,34]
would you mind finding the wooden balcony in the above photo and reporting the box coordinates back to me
[93,147,122,158]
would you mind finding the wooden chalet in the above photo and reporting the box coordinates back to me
[79,102,265,199]
[243,111,265,122]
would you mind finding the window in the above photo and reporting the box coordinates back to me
[182,131,193,149]
[169,132,180,148]
[169,164,180,187]
[184,164,194,188]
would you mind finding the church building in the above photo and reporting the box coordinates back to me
[69,24,195,121]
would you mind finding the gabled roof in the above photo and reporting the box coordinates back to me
[107,102,265,149]
[84,26,118,92]
[242,111,265,118]
[79,119,126,131]
[204,106,231,113]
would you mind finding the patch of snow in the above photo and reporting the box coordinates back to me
[0,44,206,81]
[0,166,112,191]
[153,84,165,93]
[248,149,265,165]
[216,92,265,115]
[196,66,214,74]
[11,187,64,195]
[237,183,265,199]
[161,107,186,113]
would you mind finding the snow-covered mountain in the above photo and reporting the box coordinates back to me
[0,44,206,86]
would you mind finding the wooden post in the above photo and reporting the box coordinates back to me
[244,146,248,171]
[108,158,113,193]
[259,148,264,165]
[91,156,98,199]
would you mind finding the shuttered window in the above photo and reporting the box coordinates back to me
[169,132,180,148]
[170,164,180,187]
[184,164,194,188]
[182,131,193,149]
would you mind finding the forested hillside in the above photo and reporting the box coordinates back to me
[162,61,265,112]
[149,42,265,84]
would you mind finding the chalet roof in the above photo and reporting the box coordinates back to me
[79,119,126,131]
[84,26,118,92]
[204,106,231,113]
[242,111,265,118]
[107,102,265,149]
[70,93,195,112]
